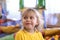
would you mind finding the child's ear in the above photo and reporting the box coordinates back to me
[35,23,39,27]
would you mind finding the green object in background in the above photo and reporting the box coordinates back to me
[19,0,45,9]
[0,34,14,40]
[19,0,24,10]
[37,0,45,9]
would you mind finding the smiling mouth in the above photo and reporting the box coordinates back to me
[26,23,31,25]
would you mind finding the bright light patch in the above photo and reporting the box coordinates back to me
[24,0,37,8]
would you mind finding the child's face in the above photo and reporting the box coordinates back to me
[22,11,38,30]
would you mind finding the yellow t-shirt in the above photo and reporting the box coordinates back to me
[15,29,44,40]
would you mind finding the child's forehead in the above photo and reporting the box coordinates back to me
[22,11,36,16]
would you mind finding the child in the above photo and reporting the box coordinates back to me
[15,8,44,40]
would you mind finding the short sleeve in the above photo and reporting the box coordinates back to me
[15,32,22,40]
[38,32,44,40]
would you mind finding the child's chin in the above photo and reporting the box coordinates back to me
[26,25,32,26]
[26,26,33,29]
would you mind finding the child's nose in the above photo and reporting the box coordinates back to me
[26,18,31,21]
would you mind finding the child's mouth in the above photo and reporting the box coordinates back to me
[26,23,31,25]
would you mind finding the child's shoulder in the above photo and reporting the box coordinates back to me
[36,31,42,35]
[16,30,24,34]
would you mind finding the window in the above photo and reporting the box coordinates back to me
[45,0,60,28]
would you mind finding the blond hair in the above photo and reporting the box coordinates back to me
[22,8,44,31]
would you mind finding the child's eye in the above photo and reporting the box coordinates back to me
[24,16,28,19]
[30,17,33,19]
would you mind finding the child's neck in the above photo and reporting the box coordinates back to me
[24,28,35,34]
